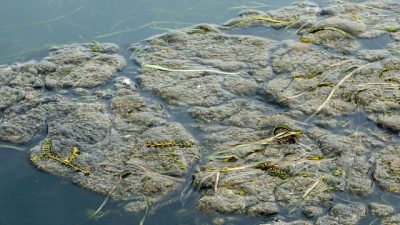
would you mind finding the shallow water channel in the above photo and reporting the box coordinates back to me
[0,0,399,225]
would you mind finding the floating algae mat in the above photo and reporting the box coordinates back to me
[0,0,400,225]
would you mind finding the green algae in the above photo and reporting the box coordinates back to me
[31,139,90,175]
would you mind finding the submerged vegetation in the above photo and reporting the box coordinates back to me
[0,144,27,152]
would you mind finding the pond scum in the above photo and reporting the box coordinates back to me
[0,0,398,223]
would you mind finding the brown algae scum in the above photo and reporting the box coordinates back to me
[0,0,399,224]
[131,0,400,223]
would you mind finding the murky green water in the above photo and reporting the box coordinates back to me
[0,0,397,225]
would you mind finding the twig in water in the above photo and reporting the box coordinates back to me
[226,131,302,151]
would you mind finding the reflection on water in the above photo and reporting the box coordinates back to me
[0,0,398,225]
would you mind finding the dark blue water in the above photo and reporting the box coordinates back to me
[0,0,306,65]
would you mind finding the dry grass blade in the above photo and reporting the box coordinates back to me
[231,131,302,149]
[207,130,302,160]
[139,200,149,225]
[141,64,240,75]
[90,185,117,218]
[214,172,220,192]
[0,144,26,152]
[304,63,374,122]
[302,176,326,199]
